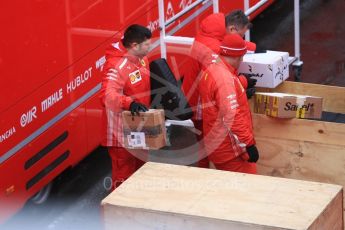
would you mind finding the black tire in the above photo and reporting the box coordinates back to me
[29,182,53,205]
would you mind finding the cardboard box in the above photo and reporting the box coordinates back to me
[102,162,343,230]
[254,92,323,119]
[238,50,289,88]
[122,109,166,150]
[266,50,290,81]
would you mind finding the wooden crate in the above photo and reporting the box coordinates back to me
[256,81,345,114]
[102,162,343,230]
[253,82,345,187]
[252,81,345,228]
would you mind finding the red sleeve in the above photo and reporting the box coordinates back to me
[230,80,255,146]
[100,63,133,112]
[182,57,200,97]
[238,75,248,89]
[212,67,254,147]
[181,57,202,116]
[232,112,255,146]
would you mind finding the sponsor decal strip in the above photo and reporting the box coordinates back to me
[0,84,101,165]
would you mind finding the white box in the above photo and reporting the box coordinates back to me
[238,50,289,88]
[266,50,289,81]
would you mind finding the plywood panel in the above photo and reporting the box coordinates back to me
[103,205,281,230]
[257,81,345,114]
[256,138,345,185]
[309,191,343,230]
[252,113,345,146]
[256,137,345,229]
[102,162,343,230]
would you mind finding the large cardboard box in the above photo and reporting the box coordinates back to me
[122,109,166,150]
[254,92,323,119]
[102,162,343,230]
[238,50,289,88]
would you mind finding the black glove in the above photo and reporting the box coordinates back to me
[243,74,257,89]
[246,87,256,99]
[246,145,259,163]
[129,101,148,116]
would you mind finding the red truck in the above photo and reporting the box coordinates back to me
[0,0,273,223]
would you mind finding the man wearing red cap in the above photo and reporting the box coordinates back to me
[182,10,257,168]
[198,33,259,174]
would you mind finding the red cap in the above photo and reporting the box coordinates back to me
[220,34,247,57]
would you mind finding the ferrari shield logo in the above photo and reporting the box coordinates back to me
[140,59,146,67]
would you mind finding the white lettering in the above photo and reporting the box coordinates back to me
[41,88,63,112]
[66,80,73,94]
[76,76,81,87]
[66,67,92,94]
[179,0,192,10]
[147,19,159,32]
[47,97,52,108]
[0,126,16,143]
[96,56,106,71]
[20,106,37,127]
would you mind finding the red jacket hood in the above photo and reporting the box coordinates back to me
[105,41,140,67]
[105,41,126,60]
[199,13,226,41]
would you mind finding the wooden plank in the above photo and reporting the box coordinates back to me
[102,162,343,230]
[257,81,345,114]
[256,137,345,185]
[252,113,345,146]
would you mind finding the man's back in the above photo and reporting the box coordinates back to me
[198,61,241,163]
[182,13,226,119]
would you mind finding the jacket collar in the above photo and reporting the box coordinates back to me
[219,57,238,76]
[124,52,142,67]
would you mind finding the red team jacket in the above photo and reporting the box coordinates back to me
[100,41,151,147]
[199,58,255,164]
